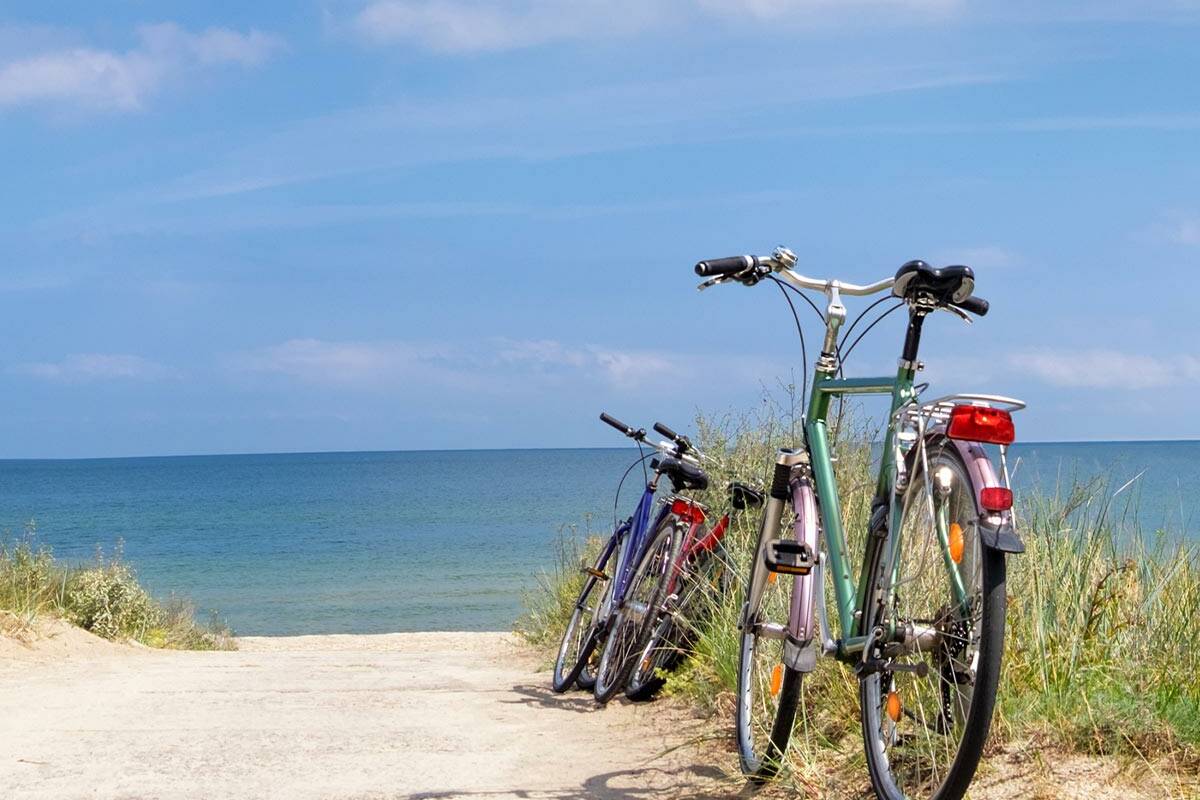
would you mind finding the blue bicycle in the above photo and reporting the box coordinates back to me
[551,412,709,702]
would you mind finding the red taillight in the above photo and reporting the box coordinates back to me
[980,487,1013,512]
[671,499,706,525]
[946,405,1015,446]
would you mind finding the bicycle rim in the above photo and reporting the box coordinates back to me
[736,545,802,778]
[594,523,678,703]
[552,543,614,692]
[860,443,1007,800]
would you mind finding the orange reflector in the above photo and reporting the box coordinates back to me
[949,523,964,564]
[886,691,902,722]
[770,664,783,697]
[767,571,778,585]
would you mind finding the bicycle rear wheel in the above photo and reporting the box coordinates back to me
[860,438,1007,800]
[594,519,681,704]
[626,541,730,701]
[552,538,616,693]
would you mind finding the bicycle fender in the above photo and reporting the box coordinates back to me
[977,514,1025,554]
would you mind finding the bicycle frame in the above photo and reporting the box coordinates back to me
[598,477,673,623]
[805,366,914,659]
[745,304,1021,668]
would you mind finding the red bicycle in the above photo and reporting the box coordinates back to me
[623,430,764,700]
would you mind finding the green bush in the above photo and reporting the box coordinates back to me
[63,561,160,640]
[0,528,233,651]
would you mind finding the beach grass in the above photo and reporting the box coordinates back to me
[519,399,1200,783]
[0,525,234,650]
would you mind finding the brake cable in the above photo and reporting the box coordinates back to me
[612,447,656,533]
[769,277,809,413]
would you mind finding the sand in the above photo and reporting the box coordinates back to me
[0,627,728,800]
[1,623,1193,800]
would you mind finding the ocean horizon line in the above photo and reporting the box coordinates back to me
[2,438,1199,464]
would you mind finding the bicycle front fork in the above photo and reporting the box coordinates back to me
[743,448,821,673]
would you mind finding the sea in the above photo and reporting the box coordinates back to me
[0,442,1195,635]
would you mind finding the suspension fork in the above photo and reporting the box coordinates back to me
[741,449,808,630]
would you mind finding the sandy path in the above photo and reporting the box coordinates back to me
[0,628,729,800]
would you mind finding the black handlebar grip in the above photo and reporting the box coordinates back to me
[956,296,989,317]
[599,412,633,436]
[695,255,754,277]
[653,421,679,441]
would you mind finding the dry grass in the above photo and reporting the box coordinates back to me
[0,525,234,651]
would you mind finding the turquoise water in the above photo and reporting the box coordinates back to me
[0,443,1195,635]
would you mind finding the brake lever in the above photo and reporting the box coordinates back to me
[697,265,773,291]
[942,304,973,324]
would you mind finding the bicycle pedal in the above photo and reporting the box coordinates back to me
[764,539,815,576]
[582,566,610,581]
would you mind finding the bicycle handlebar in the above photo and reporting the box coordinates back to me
[695,255,756,277]
[695,247,895,297]
[600,412,643,440]
[653,421,692,454]
[954,295,989,317]
[653,421,678,440]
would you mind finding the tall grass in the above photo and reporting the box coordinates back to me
[515,517,602,649]
[520,397,1200,782]
[0,524,234,651]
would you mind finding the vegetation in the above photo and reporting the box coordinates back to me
[0,525,234,650]
[516,517,603,649]
[519,396,1200,788]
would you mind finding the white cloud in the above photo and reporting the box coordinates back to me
[227,338,459,386]
[495,338,687,388]
[229,337,770,392]
[16,353,178,383]
[350,0,961,52]
[347,1,1200,53]
[698,0,961,20]
[0,23,282,112]
[1011,349,1200,390]
[931,246,1021,271]
[1160,215,1200,246]
[351,1,667,51]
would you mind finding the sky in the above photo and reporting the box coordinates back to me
[1,1,1198,458]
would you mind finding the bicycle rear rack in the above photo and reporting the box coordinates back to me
[893,393,1026,431]
[892,392,1027,493]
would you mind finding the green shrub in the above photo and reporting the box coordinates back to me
[0,529,233,651]
[63,561,160,640]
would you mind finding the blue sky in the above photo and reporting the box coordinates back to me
[1,2,1198,457]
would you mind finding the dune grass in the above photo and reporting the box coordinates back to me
[519,399,1200,784]
[0,524,234,650]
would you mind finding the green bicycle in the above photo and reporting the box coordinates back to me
[695,248,1024,800]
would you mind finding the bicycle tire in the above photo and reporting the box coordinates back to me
[859,438,1007,800]
[593,519,681,704]
[552,539,616,693]
[736,527,802,780]
[626,540,728,700]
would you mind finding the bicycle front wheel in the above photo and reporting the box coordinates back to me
[552,537,616,693]
[736,528,802,780]
[860,438,1007,800]
[594,520,681,704]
